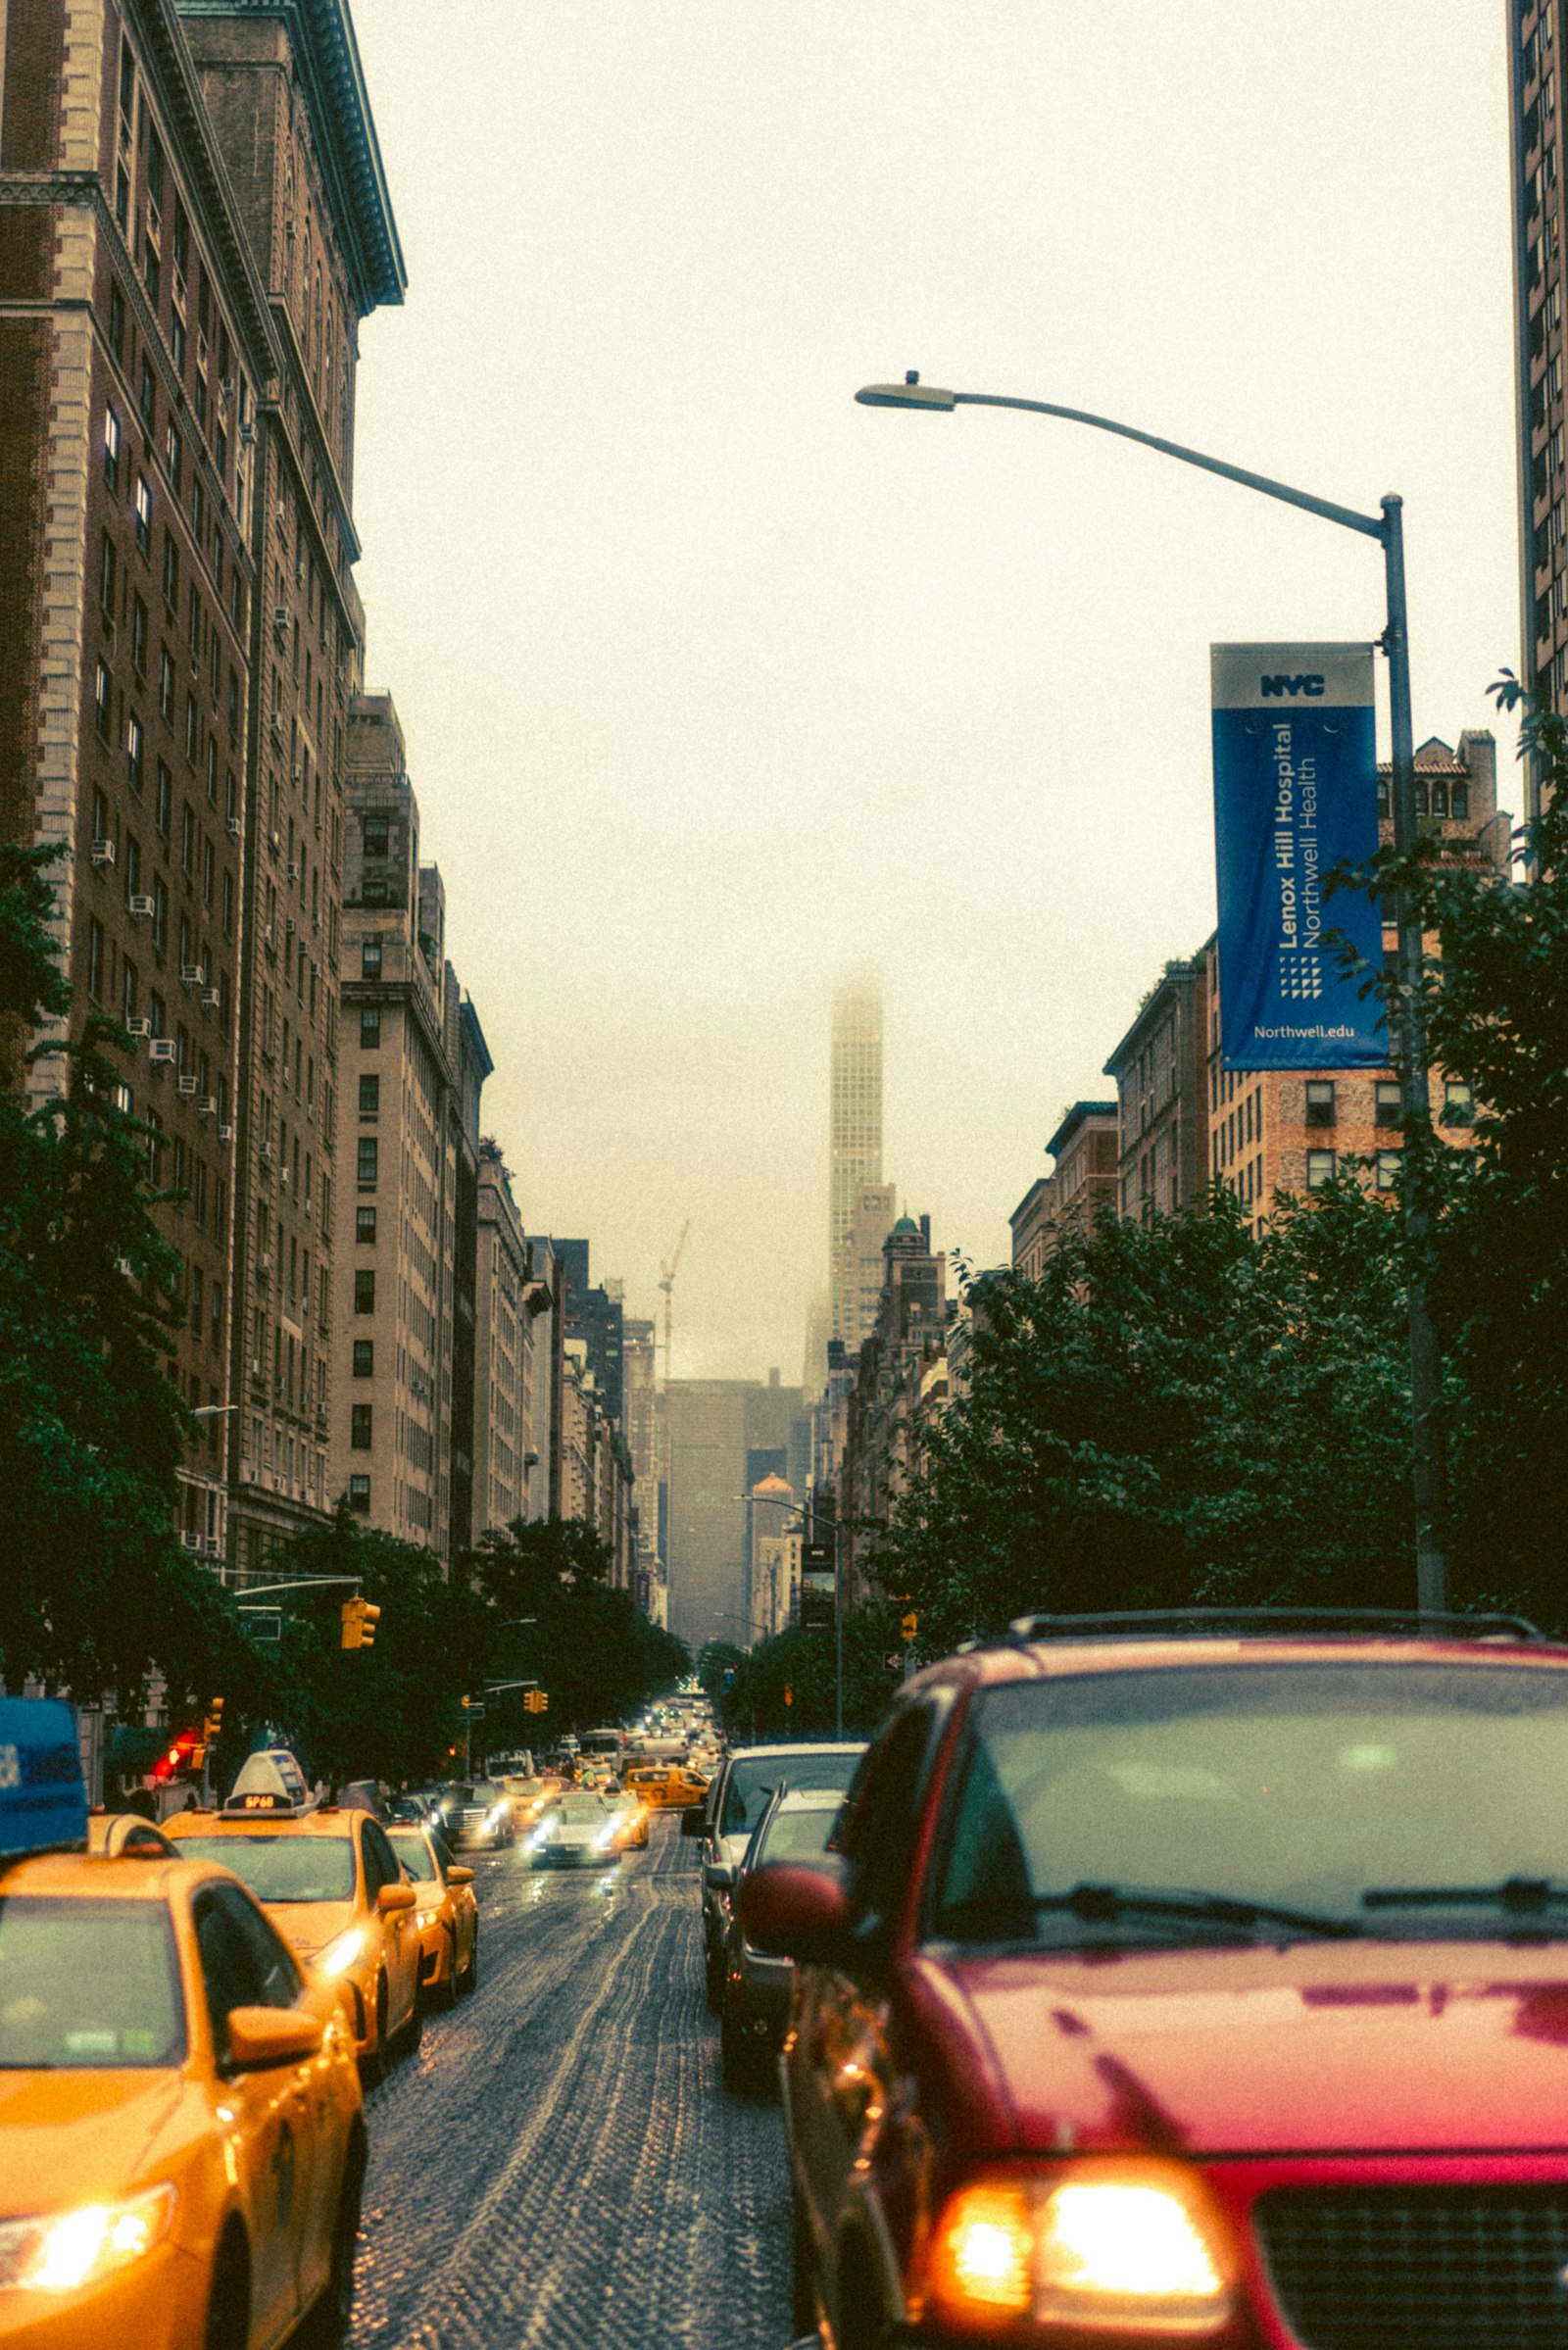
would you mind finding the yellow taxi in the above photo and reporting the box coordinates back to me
[384,1824,477,2008]
[0,1846,365,2350]
[166,1787,420,2084]
[623,1762,709,1813]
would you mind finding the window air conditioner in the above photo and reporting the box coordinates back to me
[126,1016,152,1039]
[177,1074,198,1098]
[90,839,116,868]
[258,1140,273,1161]
[257,1251,273,1274]
[288,860,300,881]
[201,987,220,1009]
[115,1256,134,1277]
[226,815,241,839]
[198,1096,218,1118]
[218,1123,232,1142]
[128,894,154,919]
[272,607,287,634]
[149,1039,176,1064]
[179,962,202,987]
[180,1529,203,1551]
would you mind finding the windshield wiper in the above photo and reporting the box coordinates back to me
[945,1883,1360,1940]
[1362,1877,1568,1916]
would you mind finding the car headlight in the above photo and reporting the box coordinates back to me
[0,2184,175,2294]
[928,2167,1232,2335]
[595,1825,616,1848]
[315,1926,367,1979]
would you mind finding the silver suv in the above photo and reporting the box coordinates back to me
[693,1740,864,2008]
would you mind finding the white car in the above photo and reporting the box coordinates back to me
[530,1793,618,1869]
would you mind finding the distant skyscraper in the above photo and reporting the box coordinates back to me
[1509,1,1565,815]
[829,976,885,1347]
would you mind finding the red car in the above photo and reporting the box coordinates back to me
[745,1607,1568,2350]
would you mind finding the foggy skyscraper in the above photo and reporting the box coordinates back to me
[829,976,890,1349]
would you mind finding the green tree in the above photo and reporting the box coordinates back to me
[717,1599,910,1742]
[0,845,243,1710]
[466,1518,689,1734]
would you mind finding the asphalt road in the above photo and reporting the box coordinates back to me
[350,1812,793,2350]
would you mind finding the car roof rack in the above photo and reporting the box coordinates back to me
[1004,1606,1546,1646]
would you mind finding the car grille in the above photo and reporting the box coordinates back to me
[1254,2185,1568,2349]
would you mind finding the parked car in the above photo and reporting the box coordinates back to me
[719,1786,845,2091]
[694,1740,865,2008]
[746,1605,1568,2350]
[387,1822,479,2005]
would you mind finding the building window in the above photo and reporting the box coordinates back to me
[357,1138,377,1187]
[354,1270,375,1314]
[353,1340,373,1377]
[1304,1150,1337,1191]
[94,662,112,742]
[108,279,125,362]
[362,876,388,906]
[155,759,172,837]
[348,1475,371,1514]
[104,407,121,492]
[131,596,147,679]
[165,420,182,491]
[361,938,381,978]
[180,804,194,875]
[151,875,168,957]
[162,532,178,612]
[1375,1080,1402,1129]
[100,532,117,615]
[363,814,389,857]
[1375,1151,1401,1192]
[356,1206,377,1244]
[184,694,198,764]
[139,360,155,433]
[1451,776,1470,819]
[351,1404,372,1449]
[87,918,106,1004]
[1303,1079,1335,1128]
[1442,1079,1475,1125]
[158,649,174,722]
[358,1074,379,1117]
[360,1005,380,1049]
[126,714,144,794]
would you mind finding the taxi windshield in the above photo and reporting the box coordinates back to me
[388,1830,438,1879]
[936,1664,1568,1944]
[176,1835,356,1903]
[0,1896,184,2069]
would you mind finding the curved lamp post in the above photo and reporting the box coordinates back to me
[857,374,1448,1614]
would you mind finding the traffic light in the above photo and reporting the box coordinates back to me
[152,1729,200,1784]
[203,1698,224,1744]
[901,1611,918,1642]
[340,1596,381,1650]
[522,1689,548,1714]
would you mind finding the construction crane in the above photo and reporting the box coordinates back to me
[659,1220,691,1398]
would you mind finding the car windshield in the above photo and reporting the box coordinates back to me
[721,1748,862,1835]
[176,1835,357,1903]
[388,1830,437,1880]
[560,1799,606,1823]
[757,1805,841,1866]
[0,1896,185,2069]
[935,1665,1568,1945]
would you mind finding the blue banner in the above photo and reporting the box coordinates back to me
[1211,643,1386,1070]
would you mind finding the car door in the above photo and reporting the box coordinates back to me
[790,1703,945,2333]
[225,1886,343,2318]
[193,1884,304,2350]
[362,1817,418,2034]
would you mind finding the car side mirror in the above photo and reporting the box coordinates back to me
[739,1857,852,1966]
[705,1861,737,1892]
[681,1805,708,1839]
[226,2005,323,2071]
[377,1882,417,1914]
[447,1864,475,1886]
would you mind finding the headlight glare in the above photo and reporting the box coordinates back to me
[929,2167,1232,2335]
[0,2184,174,2294]
[316,1926,366,1979]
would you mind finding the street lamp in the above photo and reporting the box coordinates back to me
[858,373,1447,1614]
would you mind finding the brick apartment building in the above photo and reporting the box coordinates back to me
[332,692,490,1556]
[1206,732,1506,1228]
[175,0,405,1565]
[839,1214,946,1603]
[0,0,286,1559]
[1104,955,1210,1222]
[1508,0,1567,802]
[1007,1100,1119,1278]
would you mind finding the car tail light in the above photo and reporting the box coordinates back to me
[928,2163,1234,2337]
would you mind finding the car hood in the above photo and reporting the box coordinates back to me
[938,1939,1568,2156]
[269,1899,357,1961]
[0,2069,195,2217]
[555,1823,610,1847]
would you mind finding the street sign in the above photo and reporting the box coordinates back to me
[883,1652,902,1672]
[239,1605,281,1643]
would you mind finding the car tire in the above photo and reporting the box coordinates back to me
[298,2130,366,2348]
[792,2195,818,2336]
[458,1931,479,1997]
[720,1988,762,2093]
[203,2226,250,2350]
[396,1979,423,2056]
[359,1977,389,2088]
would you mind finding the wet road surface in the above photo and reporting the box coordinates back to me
[351,1813,792,2350]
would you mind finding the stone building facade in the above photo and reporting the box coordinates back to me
[0,0,279,1559]
[1104,955,1210,1223]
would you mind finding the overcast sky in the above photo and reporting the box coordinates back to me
[348,0,1522,1382]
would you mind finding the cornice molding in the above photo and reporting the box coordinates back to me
[175,0,406,316]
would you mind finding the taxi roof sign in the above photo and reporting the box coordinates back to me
[224,1746,311,1815]
[0,1698,87,1861]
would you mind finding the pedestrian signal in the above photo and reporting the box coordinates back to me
[340,1596,380,1650]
